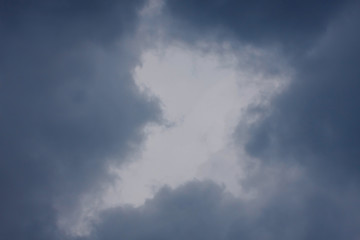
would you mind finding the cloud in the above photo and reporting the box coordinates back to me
[163,0,360,193]
[3,0,360,239]
[0,0,161,239]
[82,1,360,239]
[164,0,353,52]
[84,178,360,240]
[245,2,360,182]
[84,181,241,240]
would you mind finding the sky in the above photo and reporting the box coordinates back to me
[1,0,360,239]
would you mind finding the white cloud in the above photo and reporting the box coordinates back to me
[103,44,286,207]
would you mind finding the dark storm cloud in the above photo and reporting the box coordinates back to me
[164,0,353,52]
[0,0,161,239]
[81,1,360,239]
[245,3,360,182]
[85,179,360,240]
[86,181,238,240]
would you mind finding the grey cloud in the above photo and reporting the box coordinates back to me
[82,0,360,238]
[0,0,161,239]
[164,0,353,52]
[245,3,360,183]
[164,0,360,197]
[85,179,360,240]
[78,1,360,239]
[87,181,237,240]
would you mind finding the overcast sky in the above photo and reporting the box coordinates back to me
[1,0,360,239]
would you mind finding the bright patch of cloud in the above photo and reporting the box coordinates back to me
[104,45,286,207]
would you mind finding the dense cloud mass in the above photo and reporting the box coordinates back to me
[85,179,360,240]
[87,1,360,240]
[2,0,360,239]
[246,6,360,181]
[0,0,161,239]
[165,0,353,52]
